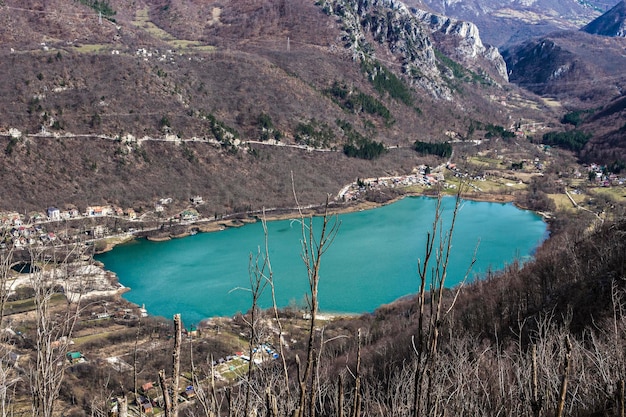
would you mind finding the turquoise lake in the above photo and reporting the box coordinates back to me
[95,197,548,325]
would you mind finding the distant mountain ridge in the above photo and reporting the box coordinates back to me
[582,0,626,36]
[502,1,626,102]
[404,0,605,47]
[503,30,626,104]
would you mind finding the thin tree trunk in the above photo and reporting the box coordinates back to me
[292,187,338,417]
[118,397,128,417]
[618,379,625,417]
[555,336,572,417]
[337,374,344,417]
[351,329,362,417]
[211,356,219,417]
[531,344,543,417]
[159,370,171,417]
[266,387,278,417]
[172,314,182,417]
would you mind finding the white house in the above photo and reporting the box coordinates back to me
[47,207,61,221]
[190,195,204,205]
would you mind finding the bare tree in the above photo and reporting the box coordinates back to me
[244,240,270,416]
[292,188,339,417]
[159,313,182,417]
[260,212,291,401]
[0,240,18,417]
[412,188,475,417]
[555,336,572,417]
[29,245,84,417]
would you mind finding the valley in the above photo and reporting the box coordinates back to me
[0,0,625,416]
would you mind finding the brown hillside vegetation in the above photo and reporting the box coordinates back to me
[580,95,626,164]
[0,0,557,213]
[0,135,425,214]
[4,202,623,417]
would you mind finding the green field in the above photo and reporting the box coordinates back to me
[6,293,66,315]
[72,44,114,54]
[467,156,505,169]
[590,186,626,203]
[131,8,216,53]
[216,357,249,382]
[549,193,581,212]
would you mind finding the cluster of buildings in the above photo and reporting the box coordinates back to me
[338,165,445,201]
[2,223,57,248]
[0,194,206,249]
[1,212,59,248]
[106,342,280,416]
[135,47,177,63]
[585,164,626,186]
[1,204,138,228]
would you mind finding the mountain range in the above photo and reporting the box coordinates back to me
[582,0,626,36]
[408,0,609,47]
[0,0,624,213]
[502,0,626,163]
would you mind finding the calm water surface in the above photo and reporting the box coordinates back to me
[96,197,547,325]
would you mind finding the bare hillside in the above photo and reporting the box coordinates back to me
[0,0,562,212]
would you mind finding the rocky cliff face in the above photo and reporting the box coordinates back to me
[321,0,451,98]
[412,9,509,81]
[319,0,508,99]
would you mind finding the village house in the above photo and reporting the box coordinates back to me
[47,207,61,221]
[0,212,21,227]
[66,352,85,364]
[85,206,100,217]
[30,212,45,223]
[159,197,173,205]
[85,206,113,217]
[184,385,196,399]
[138,398,153,414]
[90,225,106,238]
[190,195,204,205]
[180,209,199,221]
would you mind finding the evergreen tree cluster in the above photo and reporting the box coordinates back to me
[468,121,515,139]
[337,119,385,160]
[483,123,515,139]
[206,113,239,143]
[360,60,414,106]
[413,140,452,158]
[77,0,116,18]
[294,120,334,149]
[343,136,386,160]
[326,82,392,124]
[434,50,489,86]
[257,113,282,141]
[560,109,595,127]
[542,130,592,152]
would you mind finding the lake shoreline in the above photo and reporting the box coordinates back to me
[95,191,548,324]
[105,189,525,253]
